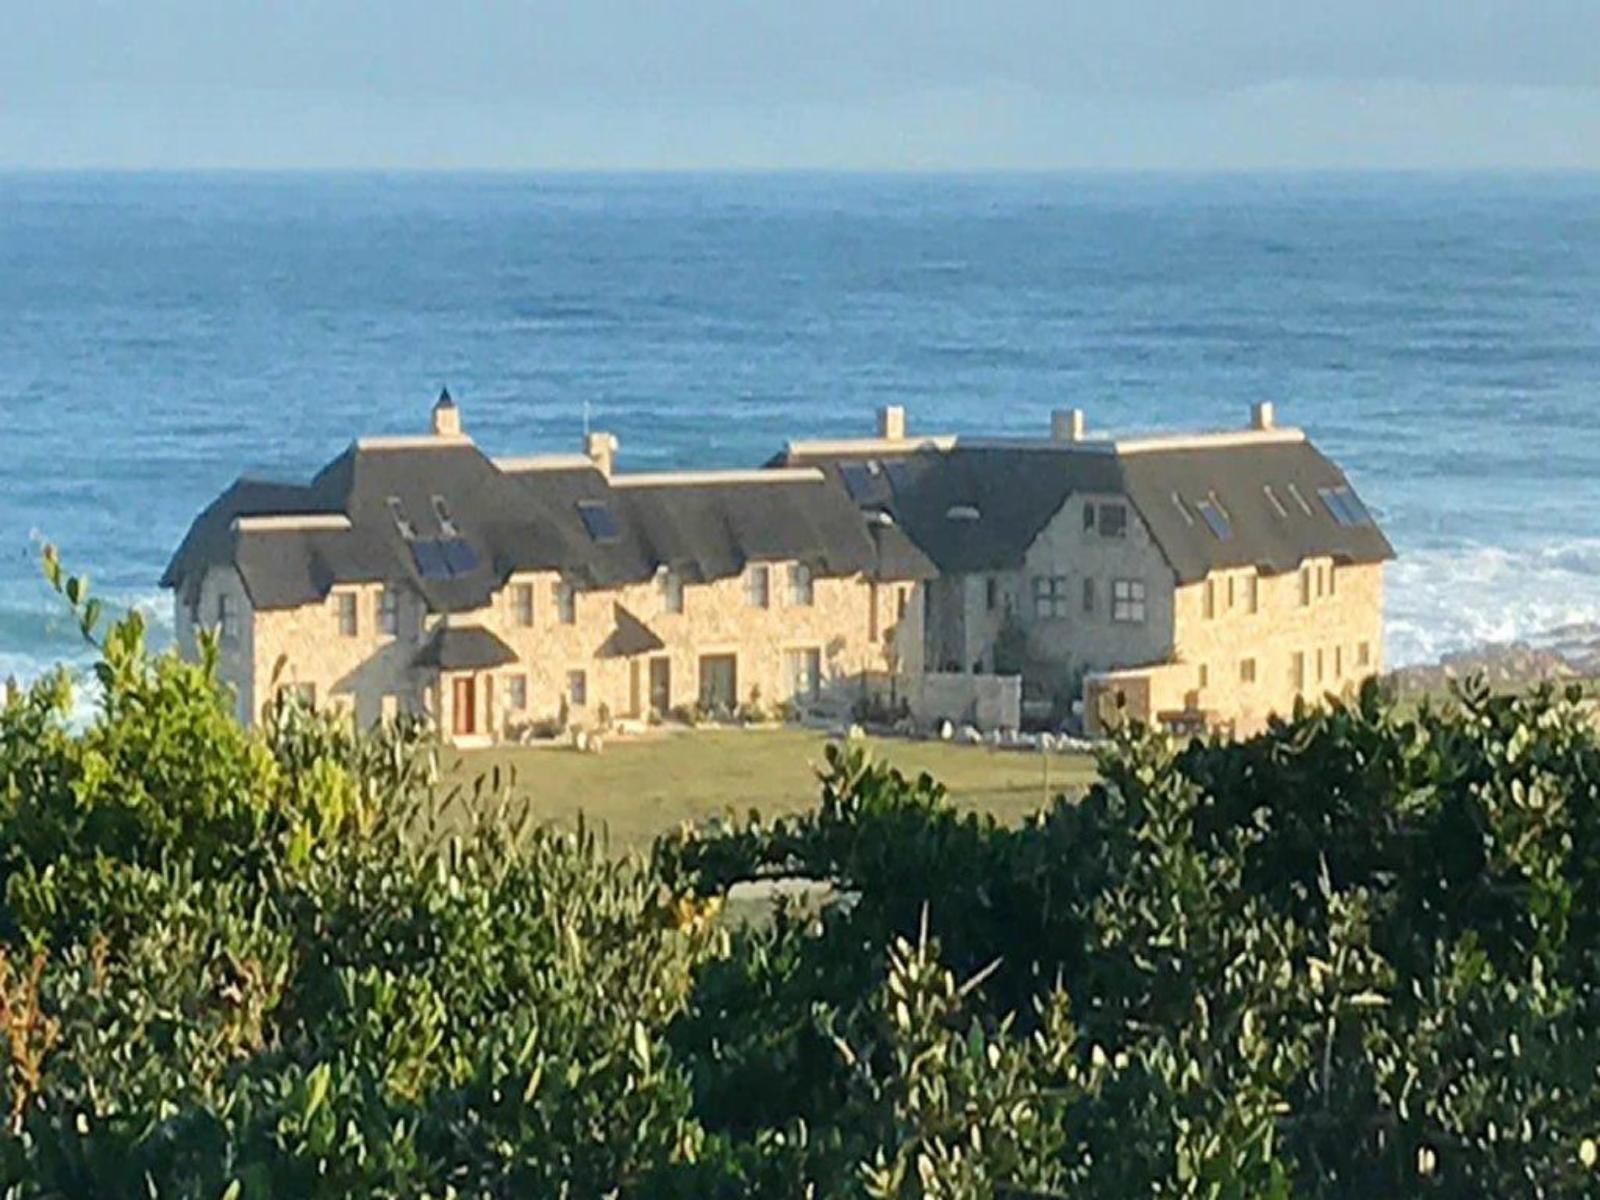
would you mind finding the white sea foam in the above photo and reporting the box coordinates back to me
[1386,539,1600,667]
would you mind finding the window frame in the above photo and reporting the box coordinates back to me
[1031,574,1070,620]
[511,582,535,627]
[660,569,685,615]
[745,564,772,609]
[1097,502,1128,539]
[1111,578,1147,624]
[378,587,399,636]
[786,647,822,702]
[504,673,529,712]
[788,562,815,608]
[555,580,577,626]
[566,669,588,707]
[216,592,239,644]
[337,591,359,638]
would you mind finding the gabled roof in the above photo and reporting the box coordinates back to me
[166,435,929,612]
[785,430,1393,584]
[598,604,666,659]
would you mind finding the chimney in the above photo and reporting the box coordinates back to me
[585,430,619,477]
[431,386,462,437]
[1051,408,1086,443]
[877,405,907,441]
[1251,402,1275,431]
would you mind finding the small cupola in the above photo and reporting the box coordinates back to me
[432,387,462,437]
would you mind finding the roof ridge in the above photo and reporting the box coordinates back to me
[614,468,825,488]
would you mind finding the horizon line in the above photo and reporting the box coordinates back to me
[4,164,1600,177]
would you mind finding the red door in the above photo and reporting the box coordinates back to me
[452,676,476,736]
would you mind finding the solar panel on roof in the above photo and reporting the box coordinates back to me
[577,501,621,543]
[440,538,479,576]
[839,464,874,503]
[1194,498,1233,542]
[1338,489,1373,525]
[410,539,451,580]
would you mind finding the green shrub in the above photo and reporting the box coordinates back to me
[8,550,1600,1196]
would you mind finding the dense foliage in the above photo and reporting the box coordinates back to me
[4,553,1600,1196]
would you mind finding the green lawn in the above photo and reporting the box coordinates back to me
[440,728,1098,852]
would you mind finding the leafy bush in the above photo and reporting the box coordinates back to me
[7,551,1600,1196]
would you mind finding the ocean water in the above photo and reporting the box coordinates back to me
[2,171,1599,702]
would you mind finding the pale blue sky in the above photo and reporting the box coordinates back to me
[3,1,1598,169]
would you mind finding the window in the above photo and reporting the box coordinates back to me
[337,592,358,637]
[1171,492,1195,525]
[555,581,577,625]
[1240,657,1257,684]
[1246,574,1259,614]
[512,583,534,627]
[1083,502,1096,531]
[576,500,621,543]
[1198,663,1209,689]
[1329,565,1338,597]
[1334,645,1344,679]
[1316,648,1325,683]
[504,674,528,711]
[788,563,815,607]
[216,593,239,643]
[1292,652,1306,692]
[1299,566,1313,607]
[1112,579,1147,624]
[840,463,876,503]
[897,587,909,619]
[786,648,822,702]
[387,496,416,540]
[745,564,771,609]
[1316,565,1327,598]
[1203,579,1216,620]
[1286,483,1314,516]
[1194,497,1232,541]
[1263,485,1289,520]
[1032,575,1070,619]
[985,576,998,612]
[1098,503,1128,539]
[378,587,399,636]
[660,569,684,615]
[431,495,458,537]
[1226,576,1236,611]
[1318,486,1374,527]
[1082,577,1096,615]
[1358,641,1371,668]
[869,583,880,642]
[566,670,587,707]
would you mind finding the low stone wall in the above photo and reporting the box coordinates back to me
[1082,662,1192,736]
[903,672,1022,731]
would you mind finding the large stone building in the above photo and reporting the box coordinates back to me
[781,402,1392,735]
[164,393,1391,743]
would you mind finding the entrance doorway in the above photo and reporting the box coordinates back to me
[452,676,477,737]
[698,654,737,712]
[649,657,672,714]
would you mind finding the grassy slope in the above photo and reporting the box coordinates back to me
[441,728,1097,852]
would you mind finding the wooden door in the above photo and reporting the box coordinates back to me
[649,657,671,714]
[452,676,476,736]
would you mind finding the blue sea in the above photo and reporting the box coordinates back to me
[3,171,1599,705]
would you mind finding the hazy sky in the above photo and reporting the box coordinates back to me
[3,1,1599,169]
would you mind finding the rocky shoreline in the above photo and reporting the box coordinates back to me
[1388,622,1600,697]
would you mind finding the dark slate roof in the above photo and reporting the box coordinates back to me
[786,433,1392,584]
[598,604,666,659]
[165,438,929,612]
[413,625,518,671]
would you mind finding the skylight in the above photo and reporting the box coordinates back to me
[387,496,416,540]
[1171,492,1195,526]
[839,463,876,503]
[1318,486,1373,527]
[577,500,622,543]
[884,459,912,493]
[1263,485,1288,519]
[431,495,458,537]
[1194,498,1233,542]
[411,540,450,580]
[1285,483,1314,516]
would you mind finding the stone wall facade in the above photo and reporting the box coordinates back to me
[190,562,921,742]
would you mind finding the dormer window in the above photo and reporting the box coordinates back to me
[577,500,621,543]
[1097,503,1128,538]
[431,495,458,538]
